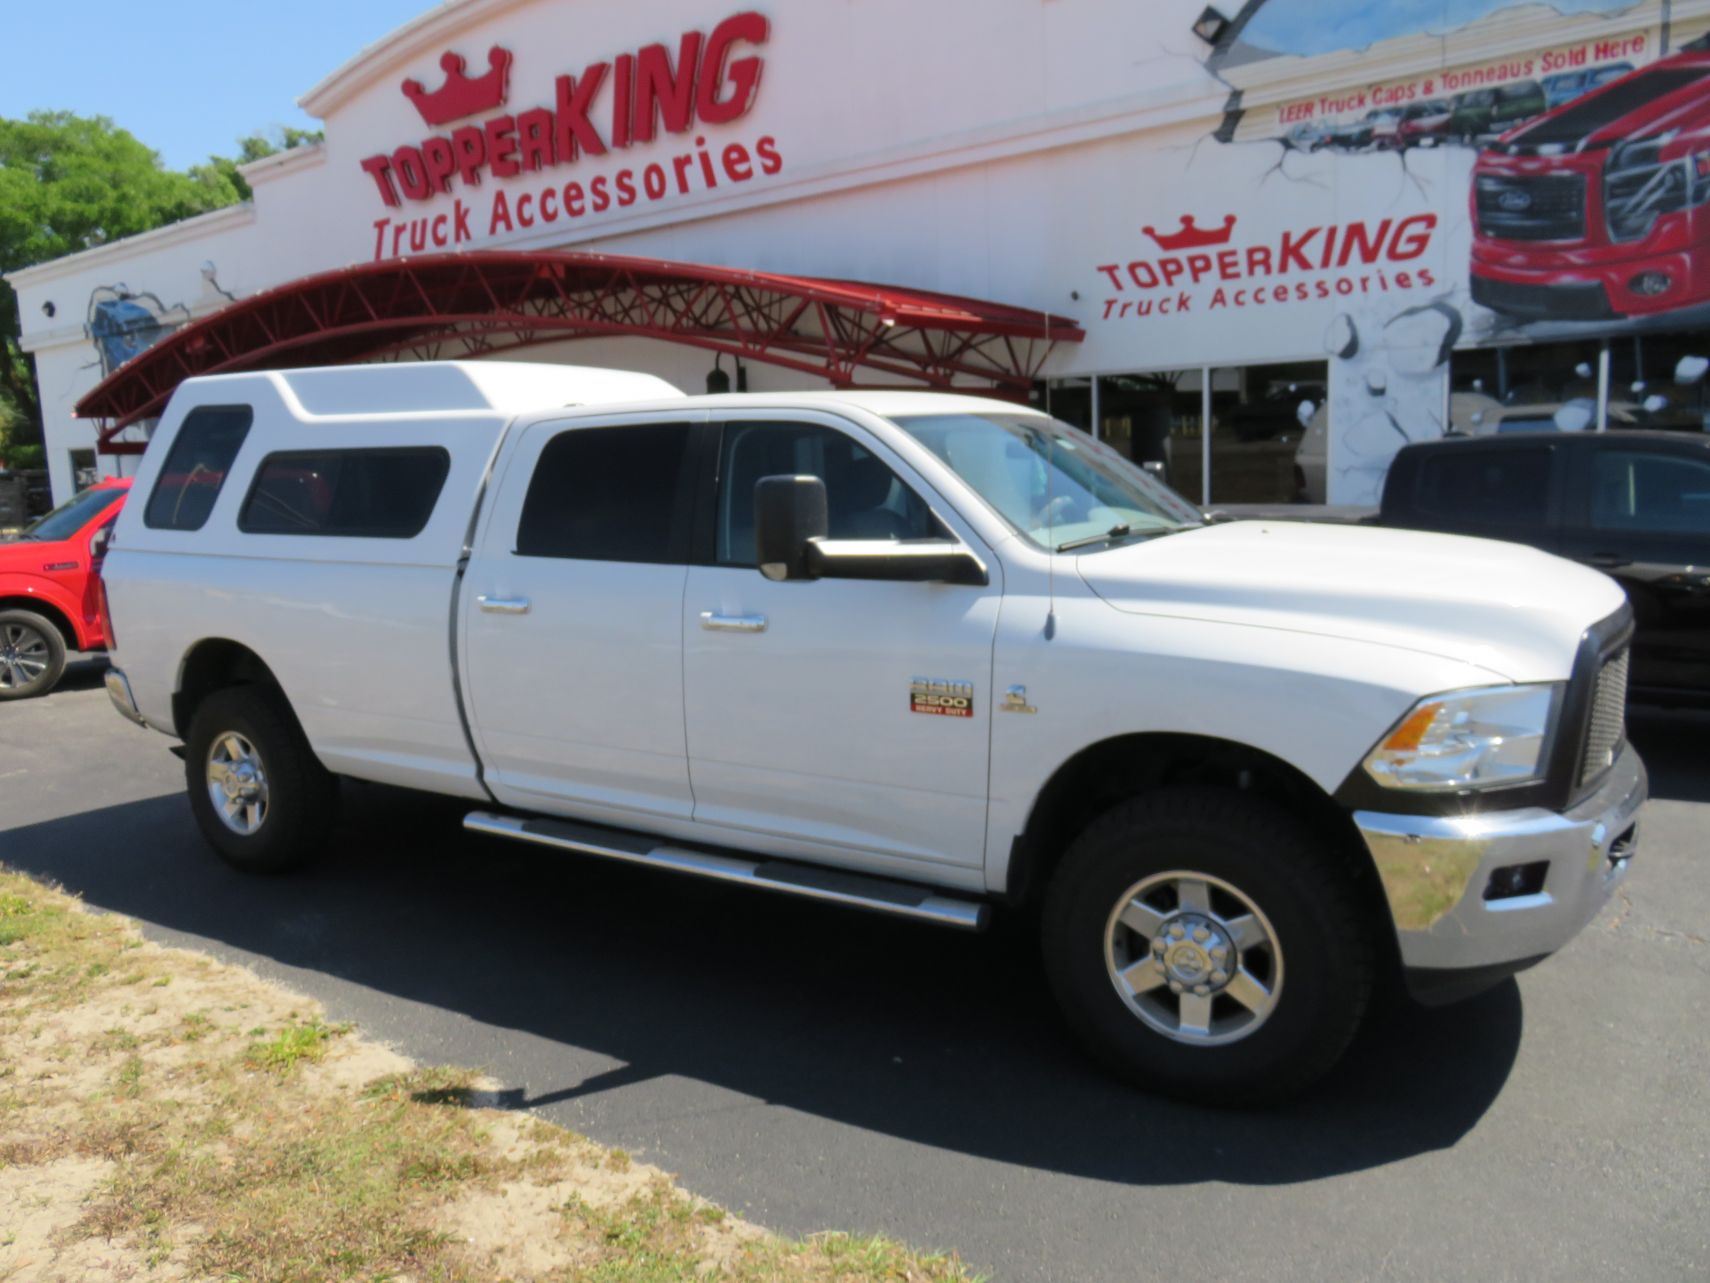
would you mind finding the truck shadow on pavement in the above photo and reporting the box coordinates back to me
[3,780,1529,1187]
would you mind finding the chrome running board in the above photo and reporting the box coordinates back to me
[463,810,989,931]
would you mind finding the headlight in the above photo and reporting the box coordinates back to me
[1363,684,1561,792]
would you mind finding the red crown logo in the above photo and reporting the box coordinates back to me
[1142,214,1238,251]
[402,46,514,127]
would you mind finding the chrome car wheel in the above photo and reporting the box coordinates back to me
[1103,869,1283,1046]
[0,622,51,691]
[206,732,270,836]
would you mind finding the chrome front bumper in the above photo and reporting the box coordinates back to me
[1355,745,1646,978]
[105,666,148,728]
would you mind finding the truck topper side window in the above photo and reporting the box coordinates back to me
[516,423,695,564]
[143,405,253,532]
[238,447,451,539]
[715,421,937,567]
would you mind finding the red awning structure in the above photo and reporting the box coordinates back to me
[76,251,1084,453]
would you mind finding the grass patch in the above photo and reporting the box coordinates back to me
[244,1017,345,1073]
[0,866,980,1282]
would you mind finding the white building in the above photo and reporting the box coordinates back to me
[13,0,1710,507]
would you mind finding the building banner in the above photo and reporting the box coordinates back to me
[1078,0,1710,501]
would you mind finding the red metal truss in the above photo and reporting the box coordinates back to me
[76,251,1084,453]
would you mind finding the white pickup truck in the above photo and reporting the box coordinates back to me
[100,361,1644,1103]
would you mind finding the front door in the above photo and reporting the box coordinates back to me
[1564,442,1710,699]
[682,414,1001,874]
[463,416,703,825]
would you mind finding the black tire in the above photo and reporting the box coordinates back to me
[0,609,68,701]
[1041,788,1374,1106]
[185,685,338,873]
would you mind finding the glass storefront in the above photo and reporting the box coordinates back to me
[1042,362,1324,507]
[1044,328,1710,512]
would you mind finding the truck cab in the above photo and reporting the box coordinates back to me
[98,363,1646,1104]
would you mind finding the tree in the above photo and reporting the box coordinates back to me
[190,126,324,202]
[0,114,321,446]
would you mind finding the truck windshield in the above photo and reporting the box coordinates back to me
[15,486,117,543]
[891,412,1202,551]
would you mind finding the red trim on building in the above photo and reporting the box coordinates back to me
[76,251,1083,452]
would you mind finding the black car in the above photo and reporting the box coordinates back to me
[1377,430,1710,706]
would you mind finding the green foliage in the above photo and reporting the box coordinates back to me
[244,1018,346,1074]
[188,126,325,203]
[0,114,323,441]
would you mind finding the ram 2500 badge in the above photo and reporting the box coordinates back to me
[99,362,1645,1103]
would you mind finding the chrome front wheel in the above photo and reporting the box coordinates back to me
[206,731,270,835]
[1104,870,1283,1046]
[1042,788,1374,1104]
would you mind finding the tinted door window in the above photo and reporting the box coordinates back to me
[144,406,253,531]
[716,421,938,566]
[517,424,694,562]
[1590,450,1710,534]
[239,448,451,538]
[1414,446,1552,527]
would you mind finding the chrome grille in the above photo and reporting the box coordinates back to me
[1475,173,1587,241]
[1580,648,1629,786]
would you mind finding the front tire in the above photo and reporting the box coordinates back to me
[0,609,67,700]
[1042,788,1373,1105]
[185,686,338,873]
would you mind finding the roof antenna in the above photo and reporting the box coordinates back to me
[1042,347,1057,641]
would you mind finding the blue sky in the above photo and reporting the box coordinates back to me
[1242,0,1637,55]
[1,0,438,169]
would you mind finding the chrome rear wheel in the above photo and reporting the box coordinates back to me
[206,731,270,836]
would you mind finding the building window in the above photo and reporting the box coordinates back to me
[69,449,97,490]
[1451,339,1603,434]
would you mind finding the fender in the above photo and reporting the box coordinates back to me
[0,572,94,650]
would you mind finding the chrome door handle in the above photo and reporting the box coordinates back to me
[477,595,532,615]
[700,611,767,633]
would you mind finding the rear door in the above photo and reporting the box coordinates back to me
[1561,439,1710,699]
[679,412,1002,876]
[462,414,707,825]
[1394,440,1563,552]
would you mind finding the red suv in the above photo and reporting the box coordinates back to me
[0,477,130,699]
[1470,43,1710,320]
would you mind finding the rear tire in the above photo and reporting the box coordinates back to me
[185,686,338,873]
[1041,788,1373,1106]
[0,609,67,700]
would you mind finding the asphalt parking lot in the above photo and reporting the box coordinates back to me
[3,660,1707,1282]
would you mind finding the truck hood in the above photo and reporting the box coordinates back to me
[1075,520,1626,683]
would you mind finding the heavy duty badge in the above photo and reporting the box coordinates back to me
[910,677,974,718]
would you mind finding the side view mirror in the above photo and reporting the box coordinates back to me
[755,474,827,582]
[753,475,988,586]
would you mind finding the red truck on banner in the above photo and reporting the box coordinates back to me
[1471,39,1710,320]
